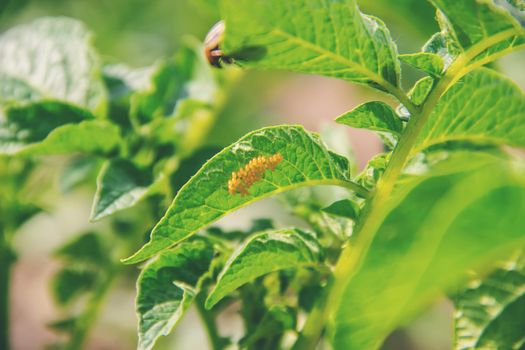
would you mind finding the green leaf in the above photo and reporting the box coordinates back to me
[282,188,354,241]
[221,0,400,89]
[430,0,525,63]
[14,121,120,156]
[431,0,523,47]
[10,203,41,228]
[60,156,99,193]
[335,101,403,136]
[358,0,438,38]
[54,232,107,266]
[52,266,98,305]
[422,31,462,69]
[1,101,93,143]
[412,68,525,156]
[322,199,360,220]
[355,152,390,190]
[169,147,221,194]
[399,52,444,76]
[148,99,216,156]
[331,152,525,349]
[0,101,121,156]
[103,64,154,96]
[454,251,525,349]
[239,305,297,348]
[136,240,213,350]
[0,17,107,114]
[130,44,216,125]
[205,228,322,309]
[91,159,157,221]
[124,125,364,264]
[101,64,155,129]
[0,73,43,104]
[408,76,434,106]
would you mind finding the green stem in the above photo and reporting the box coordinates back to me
[293,27,523,350]
[195,293,224,350]
[291,278,332,350]
[66,265,118,350]
[0,231,14,350]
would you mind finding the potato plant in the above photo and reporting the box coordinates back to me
[0,0,524,349]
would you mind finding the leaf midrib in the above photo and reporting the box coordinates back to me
[233,1,406,98]
[270,28,382,83]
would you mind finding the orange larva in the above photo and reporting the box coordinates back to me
[228,153,284,196]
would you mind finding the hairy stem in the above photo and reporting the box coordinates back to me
[195,293,224,350]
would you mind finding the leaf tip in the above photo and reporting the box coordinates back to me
[121,246,151,265]
[121,237,174,264]
[89,209,104,222]
[204,295,217,310]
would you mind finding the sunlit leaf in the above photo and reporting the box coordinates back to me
[429,0,525,63]
[399,52,444,76]
[408,76,434,106]
[124,125,364,264]
[412,68,525,156]
[0,17,107,114]
[221,0,400,89]
[336,101,403,137]
[136,240,213,350]
[332,153,525,349]
[0,102,121,156]
[205,228,322,308]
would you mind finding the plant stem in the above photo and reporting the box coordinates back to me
[0,231,14,350]
[67,265,118,350]
[195,293,224,350]
[293,27,523,350]
[291,279,331,350]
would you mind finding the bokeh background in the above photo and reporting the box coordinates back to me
[1,0,524,349]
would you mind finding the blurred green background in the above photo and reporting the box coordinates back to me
[0,0,523,349]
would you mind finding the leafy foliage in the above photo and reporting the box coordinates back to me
[336,101,403,137]
[124,125,364,264]
[221,0,401,89]
[136,240,213,350]
[91,159,155,221]
[322,199,361,220]
[1,1,525,349]
[399,52,445,76]
[454,251,525,349]
[0,17,107,113]
[332,153,525,349]
[413,68,525,155]
[205,228,323,308]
